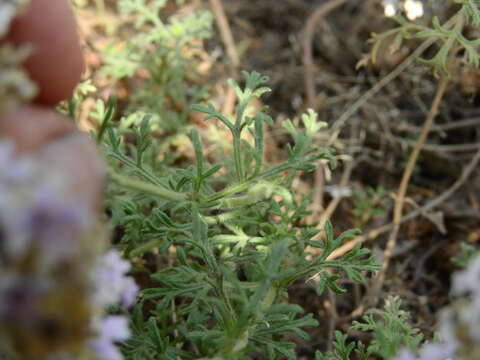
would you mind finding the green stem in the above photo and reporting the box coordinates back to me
[128,229,190,257]
[205,154,315,203]
[217,274,237,325]
[203,209,245,225]
[108,151,162,186]
[206,179,255,203]
[128,238,164,258]
[261,286,278,310]
[210,234,265,245]
[218,193,263,208]
[109,170,187,202]
[232,131,244,181]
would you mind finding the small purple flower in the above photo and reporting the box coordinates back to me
[0,140,137,360]
[120,277,139,308]
[0,140,34,184]
[419,339,456,359]
[87,252,138,360]
[391,337,457,360]
[25,189,87,262]
[0,145,89,262]
[391,349,416,360]
[452,255,480,297]
[88,315,130,360]
[92,250,139,308]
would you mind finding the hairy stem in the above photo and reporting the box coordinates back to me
[108,170,187,202]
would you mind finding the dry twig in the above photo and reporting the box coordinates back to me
[326,37,436,146]
[316,159,354,230]
[311,165,326,219]
[398,140,480,153]
[398,116,480,133]
[209,0,240,70]
[326,12,462,146]
[327,143,480,261]
[209,0,239,116]
[302,0,348,110]
[368,76,449,305]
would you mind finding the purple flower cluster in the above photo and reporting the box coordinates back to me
[92,250,139,309]
[88,316,131,360]
[0,141,138,360]
[445,255,480,358]
[0,141,89,263]
[0,140,33,184]
[452,255,480,297]
[392,340,456,360]
[88,250,139,360]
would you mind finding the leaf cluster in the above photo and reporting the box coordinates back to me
[352,186,391,228]
[101,0,212,131]
[101,72,379,359]
[451,242,480,268]
[372,1,480,75]
[316,296,422,360]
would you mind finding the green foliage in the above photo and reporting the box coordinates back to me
[101,72,379,359]
[101,0,212,131]
[93,2,480,359]
[316,296,422,360]
[351,296,423,358]
[315,332,363,360]
[192,71,274,182]
[452,242,480,268]
[352,186,391,228]
[372,0,480,75]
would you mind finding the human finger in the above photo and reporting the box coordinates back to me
[6,0,84,105]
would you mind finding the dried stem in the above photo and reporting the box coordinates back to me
[209,0,240,70]
[302,0,348,110]
[327,91,480,262]
[327,12,460,146]
[368,76,449,305]
[209,0,239,116]
[317,159,354,229]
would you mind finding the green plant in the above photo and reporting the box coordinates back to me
[451,242,480,268]
[374,0,480,75]
[100,0,212,132]
[102,71,379,359]
[351,296,423,358]
[352,186,391,228]
[4,0,480,359]
[316,296,423,360]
